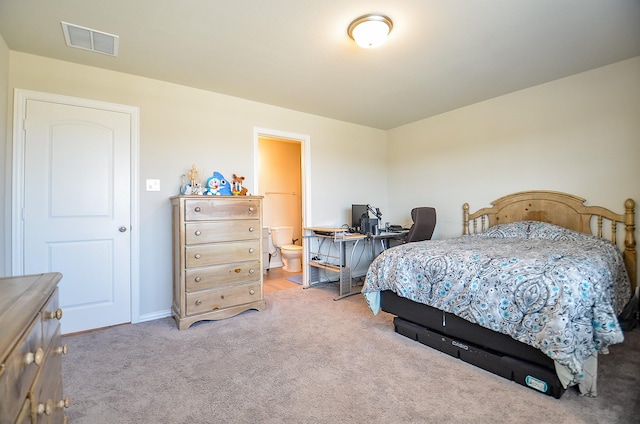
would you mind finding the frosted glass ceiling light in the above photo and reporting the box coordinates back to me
[348,14,393,48]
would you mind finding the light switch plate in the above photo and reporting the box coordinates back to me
[146,179,160,191]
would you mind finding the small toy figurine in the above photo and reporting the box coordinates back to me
[204,171,232,196]
[181,184,193,195]
[231,173,248,196]
[188,165,199,187]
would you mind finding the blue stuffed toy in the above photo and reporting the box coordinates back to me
[204,171,232,196]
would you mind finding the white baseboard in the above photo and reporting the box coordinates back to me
[136,309,172,323]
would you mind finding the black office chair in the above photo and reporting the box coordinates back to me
[406,207,437,242]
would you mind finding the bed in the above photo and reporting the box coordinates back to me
[362,190,637,398]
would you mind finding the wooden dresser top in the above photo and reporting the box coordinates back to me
[0,272,62,362]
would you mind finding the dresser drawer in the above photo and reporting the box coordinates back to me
[185,260,261,291]
[185,198,261,221]
[32,329,65,422]
[186,282,262,316]
[185,240,260,268]
[185,220,260,244]
[15,398,31,424]
[50,380,69,424]
[42,289,62,352]
[0,317,42,422]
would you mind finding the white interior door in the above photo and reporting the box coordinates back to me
[22,99,132,334]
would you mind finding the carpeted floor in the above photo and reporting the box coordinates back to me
[62,284,640,423]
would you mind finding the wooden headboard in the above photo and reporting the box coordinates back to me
[462,190,637,293]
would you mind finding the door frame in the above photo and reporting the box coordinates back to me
[11,89,141,324]
[253,127,311,284]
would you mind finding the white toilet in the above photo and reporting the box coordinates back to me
[271,226,303,272]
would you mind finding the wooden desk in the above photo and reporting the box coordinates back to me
[303,228,406,300]
[369,229,409,255]
[303,228,364,299]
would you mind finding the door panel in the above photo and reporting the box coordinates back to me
[49,124,112,216]
[23,99,131,334]
[48,240,113,305]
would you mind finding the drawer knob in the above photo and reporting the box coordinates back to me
[195,230,202,236]
[249,248,254,253]
[248,206,255,213]
[249,269,255,274]
[195,276,201,282]
[37,399,54,416]
[54,344,69,356]
[195,300,202,306]
[55,397,71,410]
[194,207,201,212]
[195,254,201,259]
[248,227,255,232]
[249,289,255,295]
[46,308,63,320]
[25,347,45,366]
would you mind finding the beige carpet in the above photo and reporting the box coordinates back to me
[63,283,640,423]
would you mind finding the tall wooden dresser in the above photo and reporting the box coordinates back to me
[171,195,266,330]
[0,272,69,423]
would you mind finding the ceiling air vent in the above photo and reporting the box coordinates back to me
[61,22,119,57]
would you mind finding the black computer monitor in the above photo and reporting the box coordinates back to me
[351,204,369,233]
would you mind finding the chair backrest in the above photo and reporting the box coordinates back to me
[406,207,437,242]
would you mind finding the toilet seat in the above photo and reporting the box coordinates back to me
[281,245,302,252]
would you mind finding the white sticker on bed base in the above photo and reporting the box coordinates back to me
[525,375,549,393]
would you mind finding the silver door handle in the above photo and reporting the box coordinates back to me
[119,226,127,232]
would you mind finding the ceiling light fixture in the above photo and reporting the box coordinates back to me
[348,14,393,49]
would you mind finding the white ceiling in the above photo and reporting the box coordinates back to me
[1,0,639,130]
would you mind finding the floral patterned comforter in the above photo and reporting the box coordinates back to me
[362,221,631,386]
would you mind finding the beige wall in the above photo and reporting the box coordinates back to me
[5,51,387,318]
[0,35,9,276]
[387,57,640,236]
[4,49,639,316]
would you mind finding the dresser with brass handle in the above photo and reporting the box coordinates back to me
[171,195,266,330]
[0,272,69,423]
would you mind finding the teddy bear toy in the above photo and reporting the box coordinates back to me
[204,171,232,196]
[231,173,248,196]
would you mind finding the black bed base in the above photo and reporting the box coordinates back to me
[381,291,566,398]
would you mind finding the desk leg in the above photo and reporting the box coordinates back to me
[334,239,359,300]
[369,237,385,259]
[370,238,375,260]
[334,267,355,300]
[307,265,319,287]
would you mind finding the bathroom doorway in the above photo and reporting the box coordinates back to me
[254,128,310,288]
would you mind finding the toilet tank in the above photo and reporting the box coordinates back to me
[271,226,293,247]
